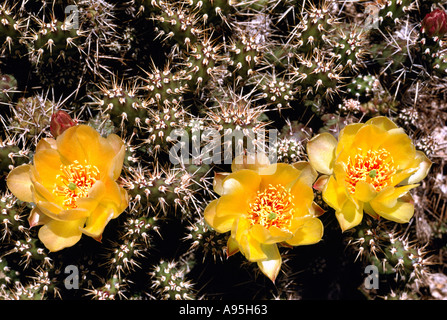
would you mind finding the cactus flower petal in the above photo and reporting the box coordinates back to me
[213,172,230,195]
[322,175,347,212]
[370,197,415,224]
[403,151,433,185]
[257,244,281,283]
[335,199,364,233]
[226,236,240,257]
[80,201,116,239]
[204,199,219,229]
[6,164,34,203]
[307,132,338,175]
[286,217,324,246]
[38,218,85,252]
[28,206,51,228]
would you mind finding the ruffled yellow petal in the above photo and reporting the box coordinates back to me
[100,179,128,219]
[288,215,308,232]
[221,169,261,196]
[239,231,267,262]
[116,186,129,217]
[214,194,250,233]
[33,148,63,189]
[106,133,124,152]
[378,129,416,169]
[233,215,249,245]
[291,161,318,187]
[89,136,121,178]
[365,116,399,131]
[6,164,33,202]
[80,201,116,239]
[322,175,347,212]
[250,224,292,244]
[286,217,324,246]
[35,137,57,153]
[204,199,219,229]
[402,151,432,184]
[36,200,90,221]
[57,125,117,177]
[258,163,301,190]
[335,199,363,232]
[233,217,270,261]
[74,187,106,216]
[307,132,337,175]
[345,123,388,156]
[81,201,118,240]
[390,168,417,187]
[257,244,281,283]
[370,197,414,223]
[38,218,85,252]
[354,180,377,203]
[371,184,418,209]
[106,134,126,180]
[30,172,57,203]
[213,172,230,195]
[56,125,91,164]
[28,206,51,228]
[289,178,314,217]
[335,123,364,156]
[227,236,240,257]
[87,179,107,199]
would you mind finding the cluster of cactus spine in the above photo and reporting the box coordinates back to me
[0,73,17,102]
[0,3,28,60]
[184,215,228,262]
[149,259,195,300]
[0,138,28,175]
[348,217,432,299]
[91,77,148,132]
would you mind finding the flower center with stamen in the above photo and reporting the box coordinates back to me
[53,160,100,208]
[344,148,396,194]
[247,184,294,230]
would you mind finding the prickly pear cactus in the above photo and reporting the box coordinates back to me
[0,0,446,304]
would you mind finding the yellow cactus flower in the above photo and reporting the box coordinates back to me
[307,116,432,232]
[204,154,324,282]
[6,125,129,252]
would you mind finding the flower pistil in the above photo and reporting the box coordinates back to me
[53,160,100,208]
[247,184,294,230]
[344,148,396,194]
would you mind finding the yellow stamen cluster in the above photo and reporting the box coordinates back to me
[344,148,396,194]
[53,160,100,208]
[247,184,294,230]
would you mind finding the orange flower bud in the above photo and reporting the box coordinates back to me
[50,110,76,138]
[422,9,447,38]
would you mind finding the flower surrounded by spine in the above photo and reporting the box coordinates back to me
[204,154,324,282]
[6,125,129,252]
[307,116,432,232]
